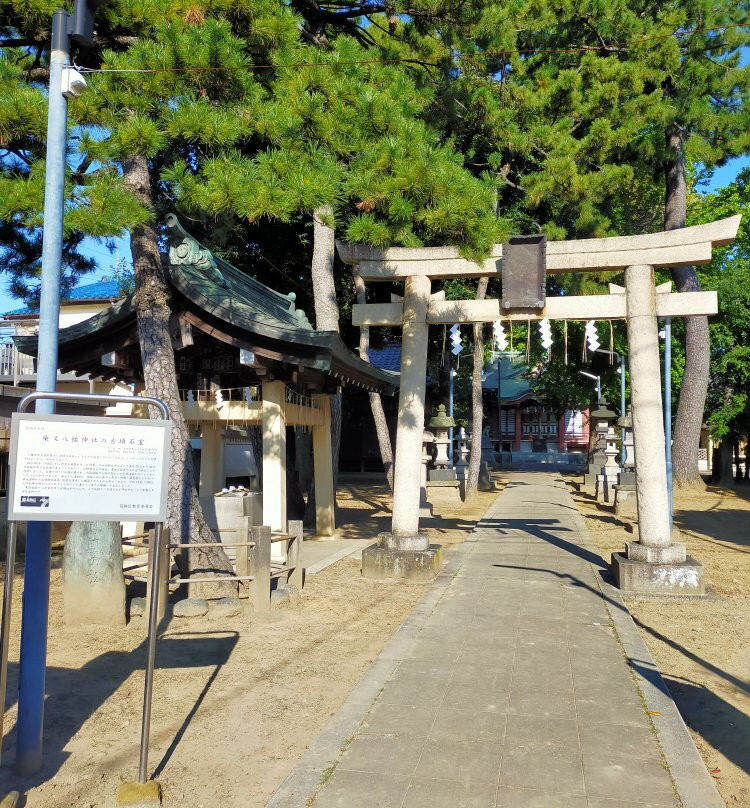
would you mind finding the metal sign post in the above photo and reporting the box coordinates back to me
[0,391,170,785]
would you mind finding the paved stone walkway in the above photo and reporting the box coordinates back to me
[269,474,720,808]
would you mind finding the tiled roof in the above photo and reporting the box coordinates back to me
[482,352,534,402]
[368,345,401,372]
[3,279,122,316]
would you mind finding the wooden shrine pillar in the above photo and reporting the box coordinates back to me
[199,425,224,497]
[262,381,287,534]
[514,407,522,451]
[312,394,336,538]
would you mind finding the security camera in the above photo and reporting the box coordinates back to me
[61,67,88,98]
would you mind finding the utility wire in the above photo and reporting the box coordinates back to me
[72,23,750,75]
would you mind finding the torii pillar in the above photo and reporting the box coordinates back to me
[361,275,443,580]
[341,215,741,591]
[610,265,704,593]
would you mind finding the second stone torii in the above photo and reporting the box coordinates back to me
[338,216,741,594]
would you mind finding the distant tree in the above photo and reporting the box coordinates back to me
[689,169,750,484]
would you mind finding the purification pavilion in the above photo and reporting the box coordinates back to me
[15,215,397,538]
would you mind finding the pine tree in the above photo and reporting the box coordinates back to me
[2,3,503,555]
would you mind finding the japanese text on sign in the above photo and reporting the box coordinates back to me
[8,413,171,521]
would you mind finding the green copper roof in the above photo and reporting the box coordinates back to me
[481,352,533,402]
[165,214,313,333]
[14,216,398,394]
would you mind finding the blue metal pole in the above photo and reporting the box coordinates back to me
[620,354,626,471]
[448,360,454,464]
[664,318,673,532]
[15,10,69,776]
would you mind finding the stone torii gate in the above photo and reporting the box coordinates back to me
[338,215,741,593]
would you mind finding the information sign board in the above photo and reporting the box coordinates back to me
[8,413,171,521]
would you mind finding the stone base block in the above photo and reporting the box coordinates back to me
[610,552,705,596]
[426,481,462,507]
[116,780,162,807]
[428,469,458,482]
[626,540,686,564]
[596,474,618,504]
[478,462,493,491]
[362,544,443,581]
[614,485,637,519]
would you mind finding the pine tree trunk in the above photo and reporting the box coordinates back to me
[353,272,394,488]
[665,125,708,489]
[311,204,341,486]
[123,155,235,599]
[465,278,489,500]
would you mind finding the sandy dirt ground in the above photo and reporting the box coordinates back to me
[0,484,496,808]
[570,477,750,807]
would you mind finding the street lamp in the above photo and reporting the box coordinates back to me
[579,370,601,403]
[15,0,107,777]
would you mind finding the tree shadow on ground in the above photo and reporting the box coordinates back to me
[0,630,238,794]
[675,505,750,551]
[480,517,606,568]
[662,674,750,777]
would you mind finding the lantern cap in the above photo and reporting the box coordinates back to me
[590,398,617,420]
[428,404,456,429]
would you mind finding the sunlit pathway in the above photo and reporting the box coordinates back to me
[269,473,722,808]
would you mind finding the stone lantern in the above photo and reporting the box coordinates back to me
[454,427,470,481]
[584,399,617,490]
[618,408,636,474]
[614,408,638,520]
[426,405,462,505]
[596,426,620,504]
[428,404,456,479]
[420,430,435,519]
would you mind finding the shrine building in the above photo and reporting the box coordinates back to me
[14,215,397,538]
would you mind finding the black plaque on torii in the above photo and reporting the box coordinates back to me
[502,234,547,311]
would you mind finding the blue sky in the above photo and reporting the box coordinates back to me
[1,155,749,315]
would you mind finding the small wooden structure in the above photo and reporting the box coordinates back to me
[16,216,397,540]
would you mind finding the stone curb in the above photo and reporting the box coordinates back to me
[597,572,726,808]
[558,480,726,808]
[265,530,477,807]
[304,542,376,575]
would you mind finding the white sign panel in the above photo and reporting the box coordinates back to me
[8,413,171,522]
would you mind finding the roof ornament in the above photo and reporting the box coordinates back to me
[165,213,229,289]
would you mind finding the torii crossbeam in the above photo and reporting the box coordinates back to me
[338,215,741,593]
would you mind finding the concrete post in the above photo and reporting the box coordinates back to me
[62,522,125,626]
[262,381,287,534]
[611,265,701,595]
[199,425,224,498]
[390,275,431,546]
[624,265,683,562]
[362,275,442,580]
[312,394,335,538]
[246,521,271,615]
